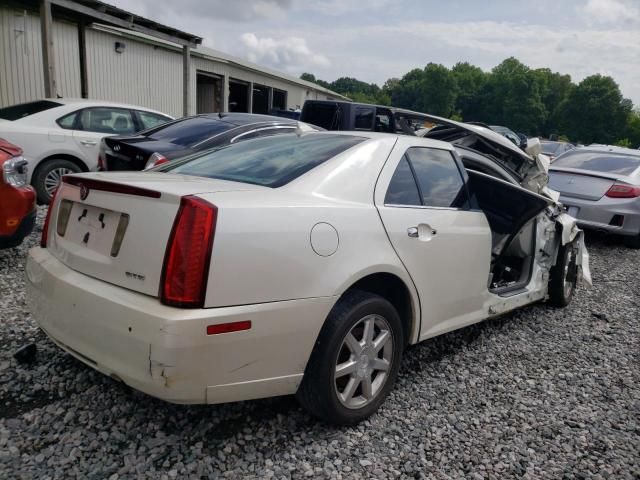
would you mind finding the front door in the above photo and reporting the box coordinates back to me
[375,145,492,339]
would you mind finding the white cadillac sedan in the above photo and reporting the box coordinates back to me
[26,121,590,424]
[0,99,172,203]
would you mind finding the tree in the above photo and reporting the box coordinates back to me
[391,64,457,116]
[300,72,330,89]
[482,57,547,134]
[559,74,631,144]
[451,62,487,121]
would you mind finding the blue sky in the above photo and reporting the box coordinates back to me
[113,0,640,105]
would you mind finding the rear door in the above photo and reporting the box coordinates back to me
[72,108,137,170]
[375,145,492,339]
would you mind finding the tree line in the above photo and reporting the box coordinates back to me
[301,57,640,147]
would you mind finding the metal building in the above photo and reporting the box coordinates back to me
[0,0,347,118]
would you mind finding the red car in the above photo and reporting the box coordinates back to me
[0,139,36,249]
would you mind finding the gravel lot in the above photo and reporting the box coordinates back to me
[1,207,638,479]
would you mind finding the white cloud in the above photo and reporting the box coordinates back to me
[307,0,392,15]
[240,33,331,72]
[582,0,639,24]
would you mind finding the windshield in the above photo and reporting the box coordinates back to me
[552,151,640,175]
[541,142,561,155]
[165,132,365,187]
[147,116,235,147]
[0,100,61,121]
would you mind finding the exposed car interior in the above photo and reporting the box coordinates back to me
[455,146,550,293]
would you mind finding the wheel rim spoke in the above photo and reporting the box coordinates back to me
[361,375,373,399]
[373,329,390,353]
[45,168,74,195]
[344,332,362,355]
[363,317,375,345]
[371,357,390,372]
[335,359,357,378]
[340,376,360,404]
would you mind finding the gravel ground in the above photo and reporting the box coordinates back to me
[0,206,638,479]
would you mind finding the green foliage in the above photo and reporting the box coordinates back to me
[615,138,632,148]
[300,60,637,145]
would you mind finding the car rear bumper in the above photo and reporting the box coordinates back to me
[0,208,36,249]
[559,194,640,236]
[26,247,335,404]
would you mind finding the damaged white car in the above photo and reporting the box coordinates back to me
[26,121,589,425]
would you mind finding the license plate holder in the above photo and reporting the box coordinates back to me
[65,203,121,255]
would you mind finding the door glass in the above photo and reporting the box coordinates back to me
[138,111,170,130]
[406,147,468,208]
[384,156,421,206]
[77,108,136,134]
[57,112,78,129]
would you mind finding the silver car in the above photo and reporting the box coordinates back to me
[548,146,640,248]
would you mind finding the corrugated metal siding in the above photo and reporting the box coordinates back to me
[86,28,183,116]
[0,6,80,107]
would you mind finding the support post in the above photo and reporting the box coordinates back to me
[182,45,191,116]
[247,82,253,113]
[78,21,88,98]
[40,0,57,98]
[223,74,229,112]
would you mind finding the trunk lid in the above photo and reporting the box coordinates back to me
[103,137,192,171]
[48,172,266,297]
[548,167,617,201]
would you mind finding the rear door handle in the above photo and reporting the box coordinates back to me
[407,225,437,240]
[80,140,97,146]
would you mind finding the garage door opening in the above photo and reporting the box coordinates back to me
[272,89,287,111]
[196,72,223,114]
[229,79,249,112]
[252,84,270,114]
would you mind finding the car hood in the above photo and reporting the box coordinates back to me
[417,114,549,193]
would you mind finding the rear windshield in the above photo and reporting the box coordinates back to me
[553,151,640,175]
[0,100,61,121]
[165,133,365,187]
[301,103,343,130]
[148,116,235,146]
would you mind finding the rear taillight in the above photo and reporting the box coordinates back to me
[605,183,640,198]
[144,152,169,170]
[161,196,217,308]
[40,188,60,248]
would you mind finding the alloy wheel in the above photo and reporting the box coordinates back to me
[334,314,393,409]
[44,167,74,197]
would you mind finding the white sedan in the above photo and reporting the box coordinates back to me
[0,99,172,203]
[26,121,590,424]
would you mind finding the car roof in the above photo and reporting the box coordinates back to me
[44,98,172,117]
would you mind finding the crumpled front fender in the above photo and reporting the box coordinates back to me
[556,212,592,288]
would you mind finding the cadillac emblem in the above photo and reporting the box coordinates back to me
[80,183,89,200]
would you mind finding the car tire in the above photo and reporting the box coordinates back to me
[33,159,82,204]
[622,233,640,249]
[296,290,404,425]
[548,240,578,307]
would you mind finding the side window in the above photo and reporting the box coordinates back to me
[77,108,135,134]
[406,147,468,208]
[354,107,374,130]
[375,109,393,133]
[57,112,78,129]
[138,111,170,130]
[384,156,421,206]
